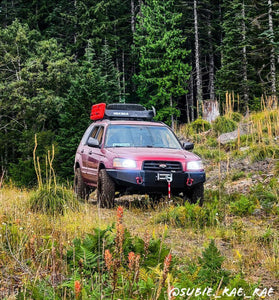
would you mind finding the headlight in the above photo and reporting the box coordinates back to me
[187,160,204,170]
[113,158,137,168]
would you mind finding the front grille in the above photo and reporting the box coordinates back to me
[143,161,182,172]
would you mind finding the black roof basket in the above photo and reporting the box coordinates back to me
[107,103,146,111]
[105,103,155,121]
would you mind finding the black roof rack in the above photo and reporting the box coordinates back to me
[105,103,155,121]
[90,103,156,121]
[106,103,146,111]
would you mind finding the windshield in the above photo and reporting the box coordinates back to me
[105,125,182,149]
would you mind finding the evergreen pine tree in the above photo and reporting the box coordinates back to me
[216,0,256,111]
[134,0,191,127]
[56,41,121,178]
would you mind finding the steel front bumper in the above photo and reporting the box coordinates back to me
[106,169,206,193]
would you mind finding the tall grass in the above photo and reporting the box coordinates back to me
[29,134,79,215]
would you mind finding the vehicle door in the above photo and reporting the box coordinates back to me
[82,125,99,182]
[86,126,105,184]
[78,124,94,177]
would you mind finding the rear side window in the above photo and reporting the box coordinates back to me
[80,125,94,145]
[96,127,104,144]
[90,126,99,139]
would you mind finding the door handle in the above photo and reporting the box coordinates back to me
[89,150,92,155]
[81,149,84,153]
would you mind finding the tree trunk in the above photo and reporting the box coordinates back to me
[242,1,249,112]
[170,95,174,129]
[190,68,195,122]
[187,64,195,122]
[268,0,276,103]
[116,58,121,103]
[131,0,135,35]
[194,0,202,116]
[208,15,215,101]
[185,94,190,124]
[122,50,126,103]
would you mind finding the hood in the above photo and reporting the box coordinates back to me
[106,147,200,162]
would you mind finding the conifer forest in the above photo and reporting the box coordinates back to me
[0,0,278,182]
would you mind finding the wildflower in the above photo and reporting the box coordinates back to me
[116,223,124,255]
[162,252,172,284]
[117,206,124,224]
[163,253,172,275]
[74,280,81,299]
[104,249,113,271]
[112,259,121,290]
[128,251,135,271]
[156,252,172,300]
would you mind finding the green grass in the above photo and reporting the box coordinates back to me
[29,184,80,215]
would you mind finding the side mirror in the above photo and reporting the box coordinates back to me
[183,142,194,151]
[87,137,100,147]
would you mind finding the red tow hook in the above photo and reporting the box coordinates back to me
[136,176,143,184]
[186,177,194,186]
[167,180,171,200]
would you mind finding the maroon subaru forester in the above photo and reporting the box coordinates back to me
[74,103,205,207]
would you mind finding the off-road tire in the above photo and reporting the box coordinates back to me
[184,183,204,206]
[97,169,115,208]
[74,168,91,201]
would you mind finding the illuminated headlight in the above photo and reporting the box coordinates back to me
[187,160,204,171]
[113,158,137,168]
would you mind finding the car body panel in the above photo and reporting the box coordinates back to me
[74,119,206,192]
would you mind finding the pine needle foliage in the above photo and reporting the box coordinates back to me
[197,239,230,286]
[134,0,191,125]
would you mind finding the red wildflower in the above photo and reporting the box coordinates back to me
[116,223,125,255]
[128,251,135,270]
[162,253,172,286]
[117,206,124,224]
[74,280,81,299]
[164,253,172,272]
[104,249,113,271]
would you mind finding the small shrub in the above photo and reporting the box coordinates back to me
[229,195,257,216]
[156,200,220,228]
[230,112,243,122]
[252,180,278,212]
[206,137,218,147]
[250,144,279,162]
[273,160,279,176]
[231,220,246,242]
[190,117,211,133]
[197,239,230,285]
[193,145,226,161]
[213,116,237,134]
[8,159,36,187]
[29,184,79,215]
[257,227,276,246]
[231,171,246,181]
